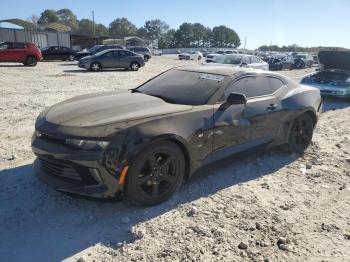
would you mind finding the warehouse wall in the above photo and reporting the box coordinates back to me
[0,28,70,48]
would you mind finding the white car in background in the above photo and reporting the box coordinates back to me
[209,54,269,70]
[178,51,203,60]
[151,49,162,56]
[205,50,239,62]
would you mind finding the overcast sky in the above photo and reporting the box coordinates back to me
[1,0,349,49]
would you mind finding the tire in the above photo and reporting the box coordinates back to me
[186,56,190,60]
[126,141,186,206]
[295,60,305,69]
[284,113,314,154]
[25,56,38,67]
[130,62,140,71]
[198,56,202,60]
[68,54,75,61]
[144,55,149,62]
[90,62,101,71]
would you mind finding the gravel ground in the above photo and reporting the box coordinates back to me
[0,56,349,262]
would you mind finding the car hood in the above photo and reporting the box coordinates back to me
[44,92,192,127]
[76,50,92,55]
[80,55,95,60]
[318,50,350,71]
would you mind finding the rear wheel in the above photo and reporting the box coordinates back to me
[130,62,140,71]
[284,113,314,154]
[186,56,190,60]
[126,141,185,206]
[90,62,101,71]
[24,56,38,66]
[198,56,202,60]
[144,55,149,62]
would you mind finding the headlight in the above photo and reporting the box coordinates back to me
[65,139,109,151]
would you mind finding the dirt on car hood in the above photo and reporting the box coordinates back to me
[318,50,350,71]
[45,92,192,127]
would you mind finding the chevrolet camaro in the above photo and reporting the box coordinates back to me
[32,65,322,205]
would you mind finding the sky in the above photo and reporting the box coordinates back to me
[1,0,349,49]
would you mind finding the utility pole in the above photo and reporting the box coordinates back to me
[244,37,247,49]
[92,10,95,37]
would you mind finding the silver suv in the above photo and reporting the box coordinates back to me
[127,46,152,62]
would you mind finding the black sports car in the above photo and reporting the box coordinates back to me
[41,46,76,61]
[31,65,322,205]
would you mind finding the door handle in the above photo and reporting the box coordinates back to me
[266,104,278,111]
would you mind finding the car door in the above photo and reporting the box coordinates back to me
[118,50,134,68]
[212,75,285,159]
[98,50,115,68]
[0,42,12,61]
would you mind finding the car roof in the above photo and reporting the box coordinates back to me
[174,65,273,76]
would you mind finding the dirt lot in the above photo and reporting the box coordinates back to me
[0,56,349,262]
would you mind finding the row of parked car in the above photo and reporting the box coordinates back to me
[178,49,317,71]
[0,41,153,71]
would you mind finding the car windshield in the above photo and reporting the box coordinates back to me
[213,55,243,64]
[135,69,225,105]
[88,45,102,53]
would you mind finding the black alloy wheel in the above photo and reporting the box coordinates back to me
[126,141,185,206]
[286,114,314,154]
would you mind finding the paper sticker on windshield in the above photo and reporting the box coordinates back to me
[200,74,225,82]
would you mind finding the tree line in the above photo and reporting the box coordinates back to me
[257,44,348,53]
[27,8,241,48]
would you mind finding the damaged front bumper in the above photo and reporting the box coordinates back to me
[31,133,124,198]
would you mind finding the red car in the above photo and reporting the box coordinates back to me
[0,42,43,66]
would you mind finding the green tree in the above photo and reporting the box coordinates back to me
[158,29,176,48]
[142,19,169,46]
[174,23,194,48]
[211,25,240,48]
[109,18,138,38]
[56,8,78,31]
[38,9,59,24]
[78,19,108,36]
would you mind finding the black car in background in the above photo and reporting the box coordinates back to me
[78,49,145,71]
[75,45,124,60]
[293,53,314,69]
[127,46,152,62]
[268,55,294,70]
[41,46,76,61]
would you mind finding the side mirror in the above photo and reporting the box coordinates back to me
[226,93,247,104]
[220,93,247,110]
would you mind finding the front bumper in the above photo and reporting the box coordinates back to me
[78,60,90,69]
[31,135,123,198]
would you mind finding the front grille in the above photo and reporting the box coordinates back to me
[40,133,65,145]
[39,156,98,185]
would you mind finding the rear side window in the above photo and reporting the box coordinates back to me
[12,43,26,49]
[0,43,12,50]
[224,76,284,99]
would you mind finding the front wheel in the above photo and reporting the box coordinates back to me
[130,62,140,71]
[90,62,101,71]
[126,141,185,206]
[284,113,314,154]
[198,56,202,60]
[144,55,149,62]
[24,56,38,66]
[186,56,190,60]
